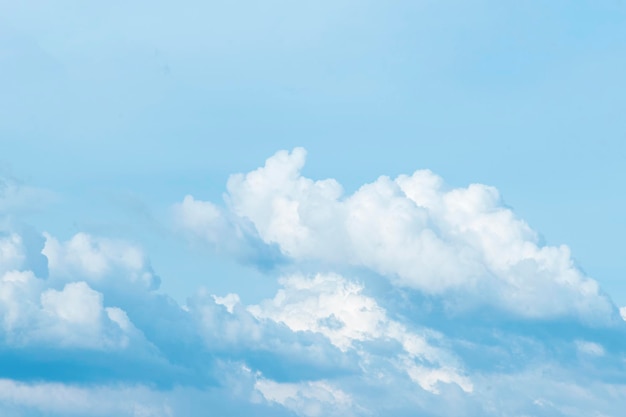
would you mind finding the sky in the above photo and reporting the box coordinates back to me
[1,1,626,416]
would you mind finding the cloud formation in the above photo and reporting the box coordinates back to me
[249,273,473,394]
[176,148,618,324]
[1,148,626,416]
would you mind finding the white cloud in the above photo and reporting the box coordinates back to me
[255,378,353,417]
[42,282,103,326]
[404,363,473,394]
[173,196,228,244]
[187,287,355,384]
[0,232,144,350]
[249,273,388,351]
[176,148,616,323]
[191,289,264,347]
[469,368,626,417]
[226,148,345,261]
[575,340,605,357]
[0,363,310,417]
[0,379,174,417]
[0,233,26,275]
[212,293,240,314]
[249,273,471,394]
[38,281,135,349]
[0,270,135,349]
[0,150,625,417]
[43,232,160,290]
[0,270,42,337]
[173,194,286,269]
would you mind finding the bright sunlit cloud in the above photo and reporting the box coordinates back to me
[0,148,625,416]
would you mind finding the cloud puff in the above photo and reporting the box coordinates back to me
[43,232,161,291]
[0,251,141,351]
[0,228,187,386]
[176,148,617,324]
[249,273,472,394]
[173,195,287,270]
[0,233,25,275]
[0,228,354,388]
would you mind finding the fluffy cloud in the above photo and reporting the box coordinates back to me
[249,273,472,394]
[176,148,617,324]
[0,247,140,350]
[1,149,626,417]
[0,224,625,416]
[0,233,25,275]
[173,195,286,270]
[0,226,354,389]
[43,232,160,290]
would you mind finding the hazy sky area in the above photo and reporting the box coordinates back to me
[1,1,626,416]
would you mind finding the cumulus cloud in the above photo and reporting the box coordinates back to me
[1,150,626,416]
[249,273,472,394]
[188,287,357,383]
[43,232,160,290]
[0,255,139,350]
[176,148,617,324]
[0,229,183,386]
[0,228,354,387]
[173,195,287,270]
[0,233,25,275]
[0,224,624,416]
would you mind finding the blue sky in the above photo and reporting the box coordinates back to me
[1,1,626,416]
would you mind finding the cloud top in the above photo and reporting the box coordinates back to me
[176,148,617,324]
